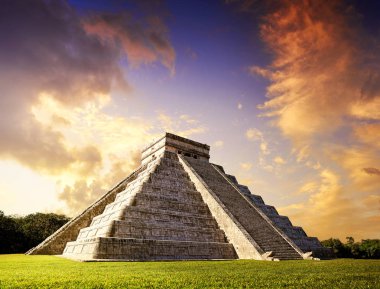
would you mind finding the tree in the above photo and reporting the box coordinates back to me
[359,239,380,259]
[320,238,350,257]
[0,211,70,253]
[321,237,380,259]
[0,211,24,253]
[17,213,70,251]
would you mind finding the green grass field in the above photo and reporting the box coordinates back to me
[0,255,379,288]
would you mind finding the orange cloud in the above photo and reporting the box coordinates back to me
[256,0,380,145]
[329,147,380,193]
[83,13,175,75]
[273,156,286,165]
[30,94,155,213]
[354,124,380,149]
[255,0,380,239]
[59,152,141,215]
[0,1,176,214]
[278,169,380,240]
[157,112,207,137]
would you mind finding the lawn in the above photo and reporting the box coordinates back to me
[0,255,379,288]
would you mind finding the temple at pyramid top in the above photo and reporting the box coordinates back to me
[141,132,210,165]
[27,132,332,261]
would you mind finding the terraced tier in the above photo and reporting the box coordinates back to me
[64,237,236,261]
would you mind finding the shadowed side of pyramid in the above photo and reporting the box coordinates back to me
[180,156,332,260]
[27,133,332,261]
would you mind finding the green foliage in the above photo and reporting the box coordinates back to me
[321,238,348,257]
[321,237,380,259]
[0,211,69,253]
[0,211,24,254]
[0,255,379,288]
[362,240,380,258]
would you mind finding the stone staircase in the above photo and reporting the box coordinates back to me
[236,184,332,259]
[62,151,237,261]
[184,157,303,260]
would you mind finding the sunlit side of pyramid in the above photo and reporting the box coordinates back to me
[28,133,331,261]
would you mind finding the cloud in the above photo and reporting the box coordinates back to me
[246,128,262,140]
[255,0,380,146]
[354,124,380,149]
[362,168,380,176]
[157,112,207,137]
[259,158,274,172]
[278,169,375,240]
[273,156,286,165]
[31,94,154,214]
[214,140,224,148]
[0,1,175,213]
[240,162,253,170]
[362,195,380,211]
[0,0,124,175]
[59,152,141,215]
[179,114,198,124]
[0,0,172,172]
[246,128,270,155]
[83,12,175,75]
[255,0,380,239]
[294,181,318,196]
[329,148,380,193]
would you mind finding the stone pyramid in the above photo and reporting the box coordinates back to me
[28,133,331,261]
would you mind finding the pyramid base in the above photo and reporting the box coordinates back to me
[63,237,237,261]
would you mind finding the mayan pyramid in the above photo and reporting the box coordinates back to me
[28,133,331,261]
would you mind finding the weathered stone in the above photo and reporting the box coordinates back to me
[28,132,332,260]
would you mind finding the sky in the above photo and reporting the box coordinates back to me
[0,0,379,241]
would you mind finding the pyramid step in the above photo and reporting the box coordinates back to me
[90,209,123,226]
[91,205,218,229]
[153,167,189,179]
[136,192,205,206]
[104,195,138,215]
[111,220,227,242]
[158,157,184,167]
[272,254,303,260]
[279,227,308,239]
[77,219,227,243]
[123,176,150,190]
[122,207,218,228]
[134,194,210,215]
[114,187,144,202]
[256,205,279,216]
[293,236,325,251]
[111,184,207,216]
[141,185,204,202]
[63,237,237,260]
[146,177,195,191]
[77,221,113,240]
[151,166,190,177]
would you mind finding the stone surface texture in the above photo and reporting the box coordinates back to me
[28,132,332,260]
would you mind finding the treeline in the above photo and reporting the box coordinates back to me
[1,210,380,258]
[321,237,380,259]
[0,210,70,254]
